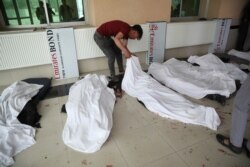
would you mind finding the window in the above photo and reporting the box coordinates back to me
[0,0,86,27]
[171,0,201,18]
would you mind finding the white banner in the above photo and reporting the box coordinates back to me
[147,21,166,64]
[47,28,79,79]
[209,19,232,53]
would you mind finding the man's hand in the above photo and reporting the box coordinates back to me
[124,50,131,59]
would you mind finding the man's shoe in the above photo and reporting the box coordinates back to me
[243,139,250,158]
[119,70,124,75]
[115,89,123,98]
[216,134,242,154]
[108,74,117,81]
[111,75,119,82]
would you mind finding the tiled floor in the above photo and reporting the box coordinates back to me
[10,72,250,167]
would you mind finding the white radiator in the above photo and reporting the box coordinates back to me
[0,32,51,70]
[0,21,216,71]
[74,28,104,60]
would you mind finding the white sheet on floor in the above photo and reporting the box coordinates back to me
[62,74,116,153]
[148,58,236,99]
[122,56,220,130]
[228,49,250,61]
[188,53,248,84]
[0,81,42,167]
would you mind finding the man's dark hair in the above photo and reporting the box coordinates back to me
[132,24,143,40]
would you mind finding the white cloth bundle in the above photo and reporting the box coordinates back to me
[0,81,42,167]
[148,57,236,99]
[228,49,250,61]
[122,56,220,130]
[62,74,116,153]
[188,53,248,84]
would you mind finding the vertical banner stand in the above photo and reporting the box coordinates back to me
[209,18,232,53]
[146,21,167,65]
[47,28,79,79]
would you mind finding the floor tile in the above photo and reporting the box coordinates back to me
[142,153,189,167]
[178,136,250,167]
[38,98,61,124]
[111,94,151,136]
[65,138,128,167]
[155,118,215,151]
[114,125,174,167]
[12,132,69,167]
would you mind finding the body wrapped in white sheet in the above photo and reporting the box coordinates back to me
[188,53,247,84]
[122,56,220,130]
[0,81,42,167]
[148,57,236,99]
[228,49,250,61]
[62,74,116,153]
